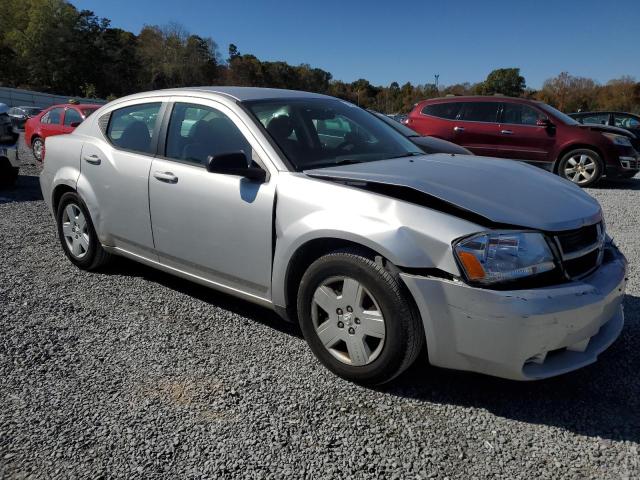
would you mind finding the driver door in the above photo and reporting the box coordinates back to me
[148,98,276,301]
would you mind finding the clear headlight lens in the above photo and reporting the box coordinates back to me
[603,133,632,147]
[454,232,556,285]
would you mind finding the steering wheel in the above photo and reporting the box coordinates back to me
[335,132,361,152]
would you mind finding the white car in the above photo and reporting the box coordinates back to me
[39,87,627,384]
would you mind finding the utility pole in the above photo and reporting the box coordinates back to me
[435,74,439,90]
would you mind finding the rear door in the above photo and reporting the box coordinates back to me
[452,102,501,156]
[79,101,164,258]
[496,102,556,164]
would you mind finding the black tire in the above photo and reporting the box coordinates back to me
[0,159,18,187]
[56,192,112,270]
[297,249,424,385]
[557,148,603,187]
[32,136,44,163]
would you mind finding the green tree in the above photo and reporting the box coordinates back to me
[476,68,526,97]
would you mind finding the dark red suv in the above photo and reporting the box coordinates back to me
[407,96,639,186]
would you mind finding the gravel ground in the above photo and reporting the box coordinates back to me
[1,139,639,479]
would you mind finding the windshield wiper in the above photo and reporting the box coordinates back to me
[332,158,364,166]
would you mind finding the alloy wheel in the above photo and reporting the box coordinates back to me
[311,276,386,366]
[61,203,90,258]
[32,139,43,162]
[564,154,597,185]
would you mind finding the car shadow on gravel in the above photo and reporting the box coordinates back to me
[594,177,640,190]
[101,256,302,338]
[0,174,42,204]
[384,294,640,443]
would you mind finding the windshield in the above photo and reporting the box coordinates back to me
[245,98,422,171]
[537,103,580,126]
[369,110,419,137]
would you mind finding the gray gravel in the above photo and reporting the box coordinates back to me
[1,142,639,479]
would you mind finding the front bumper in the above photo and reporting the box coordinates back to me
[400,246,627,380]
[0,144,19,168]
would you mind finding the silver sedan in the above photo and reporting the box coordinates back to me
[39,87,627,384]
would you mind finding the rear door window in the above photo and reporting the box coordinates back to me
[502,104,545,125]
[43,108,64,125]
[460,102,500,123]
[421,102,462,120]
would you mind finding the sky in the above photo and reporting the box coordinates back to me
[71,0,640,89]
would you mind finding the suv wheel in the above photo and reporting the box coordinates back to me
[56,192,111,270]
[297,249,424,385]
[32,137,44,163]
[558,149,602,187]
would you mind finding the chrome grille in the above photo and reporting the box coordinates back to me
[553,222,604,279]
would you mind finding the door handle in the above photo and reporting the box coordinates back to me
[83,154,101,165]
[453,126,465,132]
[500,129,514,135]
[153,171,178,184]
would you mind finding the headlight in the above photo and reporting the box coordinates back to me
[454,231,556,285]
[603,133,632,147]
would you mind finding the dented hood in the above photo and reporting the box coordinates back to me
[305,154,602,231]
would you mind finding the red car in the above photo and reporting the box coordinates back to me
[406,96,639,186]
[25,103,100,162]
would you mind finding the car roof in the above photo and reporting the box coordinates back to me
[114,86,333,103]
[570,111,640,116]
[45,103,101,110]
[420,95,543,106]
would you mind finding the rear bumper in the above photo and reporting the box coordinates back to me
[400,246,627,380]
[0,144,19,168]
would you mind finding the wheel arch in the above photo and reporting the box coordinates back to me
[281,237,386,323]
[553,143,604,173]
[52,183,76,213]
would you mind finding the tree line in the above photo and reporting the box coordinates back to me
[1,0,639,114]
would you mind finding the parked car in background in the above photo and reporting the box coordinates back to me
[570,111,640,151]
[0,103,20,186]
[369,110,472,155]
[25,103,100,163]
[407,96,639,186]
[7,106,43,130]
[40,87,626,385]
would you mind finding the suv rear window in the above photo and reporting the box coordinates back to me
[460,102,500,123]
[421,103,461,120]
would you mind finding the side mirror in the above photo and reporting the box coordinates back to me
[69,121,81,128]
[536,118,553,127]
[206,151,266,182]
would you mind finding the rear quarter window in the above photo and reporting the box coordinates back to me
[421,102,462,120]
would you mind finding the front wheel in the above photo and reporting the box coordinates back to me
[558,149,602,187]
[297,249,424,385]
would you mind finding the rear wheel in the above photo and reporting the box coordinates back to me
[558,149,602,187]
[56,192,112,270]
[32,137,44,163]
[297,249,424,385]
